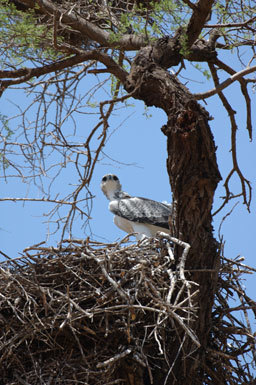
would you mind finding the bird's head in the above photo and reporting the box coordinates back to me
[101,174,122,201]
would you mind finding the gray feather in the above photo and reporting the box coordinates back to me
[109,197,172,229]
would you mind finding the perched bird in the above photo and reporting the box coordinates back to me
[101,174,171,240]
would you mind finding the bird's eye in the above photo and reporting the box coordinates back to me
[113,175,118,181]
[102,176,107,182]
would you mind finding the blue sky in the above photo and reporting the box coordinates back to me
[0,53,255,307]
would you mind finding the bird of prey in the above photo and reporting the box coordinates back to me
[101,174,171,240]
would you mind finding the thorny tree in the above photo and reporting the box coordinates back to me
[0,0,255,384]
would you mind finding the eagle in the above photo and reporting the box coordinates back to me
[101,174,172,240]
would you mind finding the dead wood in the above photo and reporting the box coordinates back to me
[0,236,255,384]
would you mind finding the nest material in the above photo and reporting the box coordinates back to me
[0,235,255,384]
[0,235,199,384]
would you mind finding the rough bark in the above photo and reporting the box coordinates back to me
[125,45,222,384]
[185,0,215,47]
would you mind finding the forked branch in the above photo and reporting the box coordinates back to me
[208,64,252,214]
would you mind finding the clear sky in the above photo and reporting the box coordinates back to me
[0,51,255,306]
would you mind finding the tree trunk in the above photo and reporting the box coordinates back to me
[125,46,222,384]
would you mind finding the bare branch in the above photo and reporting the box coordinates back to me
[0,52,128,94]
[215,58,253,140]
[205,16,256,28]
[208,63,252,213]
[157,232,191,282]
[194,65,256,101]
[0,196,83,204]
[97,348,132,368]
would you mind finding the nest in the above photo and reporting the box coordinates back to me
[0,235,255,384]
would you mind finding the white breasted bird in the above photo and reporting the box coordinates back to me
[101,174,171,240]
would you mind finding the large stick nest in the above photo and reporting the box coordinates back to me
[0,235,255,384]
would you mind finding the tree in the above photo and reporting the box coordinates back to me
[0,1,255,384]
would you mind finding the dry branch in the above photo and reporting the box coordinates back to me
[207,63,252,214]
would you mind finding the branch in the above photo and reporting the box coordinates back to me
[215,59,252,140]
[0,51,128,94]
[157,233,191,282]
[0,196,90,211]
[36,0,146,50]
[185,0,215,48]
[194,65,256,101]
[10,0,35,8]
[0,197,81,204]
[205,16,256,28]
[182,0,197,11]
[208,64,252,213]
[97,348,132,368]
[0,54,86,93]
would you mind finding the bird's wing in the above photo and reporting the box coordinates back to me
[109,197,171,229]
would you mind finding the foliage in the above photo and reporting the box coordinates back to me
[0,113,12,169]
[0,0,62,67]
[213,0,256,50]
[106,0,187,44]
[0,113,11,137]
[194,64,211,80]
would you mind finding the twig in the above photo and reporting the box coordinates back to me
[205,16,256,28]
[97,348,132,368]
[157,232,191,280]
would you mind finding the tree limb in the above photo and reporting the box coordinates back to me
[194,65,256,101]
[36,0,147,50]
[208,63,252,213]
[182,0,197,11]
[0,51,128,94]
[205,16,256,29]
[0,196,90,209]
[215,59,252,140]
[186,0,215,48]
